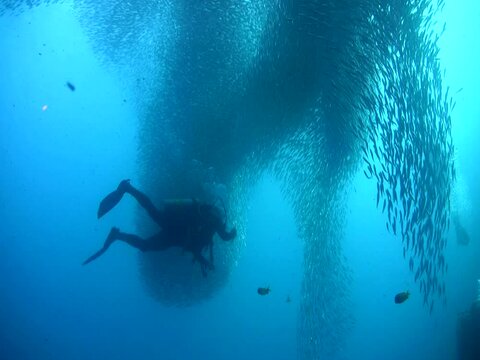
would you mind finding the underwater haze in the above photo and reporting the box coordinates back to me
[0,0,479,359]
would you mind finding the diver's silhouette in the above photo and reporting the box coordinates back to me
[83,180,236,276]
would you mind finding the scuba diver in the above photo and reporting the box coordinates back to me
[83,179,236,276]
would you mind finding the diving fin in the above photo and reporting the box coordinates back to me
[97,189,124,218]
[83,227,119,265]
[82,247,107,265]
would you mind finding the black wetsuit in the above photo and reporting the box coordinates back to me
[83,180,236,275]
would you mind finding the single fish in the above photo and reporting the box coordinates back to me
[394,291,410,304]
[66,82,75,91]
[257,287,270,296]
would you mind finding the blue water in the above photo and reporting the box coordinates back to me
[1,1,479,360]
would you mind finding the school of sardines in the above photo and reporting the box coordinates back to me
[353,0,454,314]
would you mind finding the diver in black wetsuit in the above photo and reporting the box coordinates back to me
[83,180,236,276]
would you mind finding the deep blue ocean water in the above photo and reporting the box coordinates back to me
[0,1,479,359]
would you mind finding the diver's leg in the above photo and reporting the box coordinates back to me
[116,231,173,252]
[120,180,164,225]
[83,229,172,265]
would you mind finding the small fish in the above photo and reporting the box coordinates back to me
[286,295,291,303]
[66,82,75,91]
[257,287,270,296]
[394,291,410,304]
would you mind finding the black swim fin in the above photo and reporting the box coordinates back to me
[83,227,119,265]
[82,247,107,265]
[97,189,124,218]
